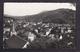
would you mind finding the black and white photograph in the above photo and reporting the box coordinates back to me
[3,2,76,49]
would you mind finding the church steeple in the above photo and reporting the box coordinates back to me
[11,21,17,36]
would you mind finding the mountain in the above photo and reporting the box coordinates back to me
[4,9,75,24]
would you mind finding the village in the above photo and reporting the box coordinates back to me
[3,17,75,48]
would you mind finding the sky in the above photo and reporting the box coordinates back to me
[4,3,76,16]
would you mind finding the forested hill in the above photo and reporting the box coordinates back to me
[4,9,75,24]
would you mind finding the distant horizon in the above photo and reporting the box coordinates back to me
[4,3,76,16]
